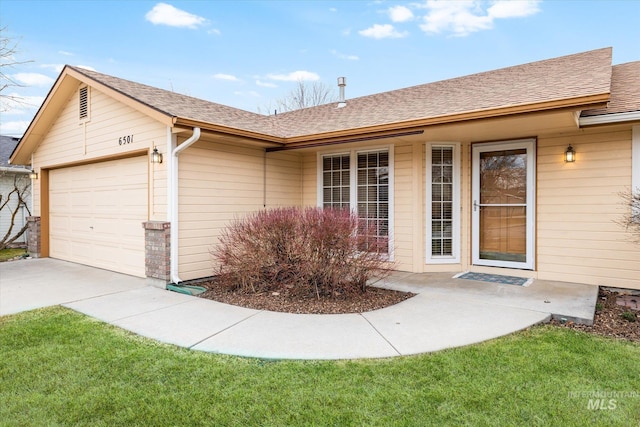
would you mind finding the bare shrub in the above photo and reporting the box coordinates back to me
[211,207,393,298]
[618,188,640,243]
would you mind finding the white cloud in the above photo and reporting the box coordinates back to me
[0,120,31,136]
[389,5,414,22]
[207,28,221,35]
[330,49,359,61]
[75,65,97,71]
[58,50,74,56]
[488,0,541,18]
[145,2,207,29]
[266,71,320,82]
[256,80,277,88]
[213,73,239,81]
[41,64,65,73]
[419,0,541,37]
[11,73,55,87]
[359,24,408,39]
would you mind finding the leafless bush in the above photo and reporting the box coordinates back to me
[211,207,393,298]
[618,188,640,243]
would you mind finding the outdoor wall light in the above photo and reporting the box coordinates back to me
[29,171,38,180]
[151,147,163,164]
[564,145,576,163]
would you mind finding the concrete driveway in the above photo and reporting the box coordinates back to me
[0,258,597,360]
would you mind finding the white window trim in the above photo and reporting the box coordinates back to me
[317,146,395,260]
[425,142,461,264]
[633,125,640,193]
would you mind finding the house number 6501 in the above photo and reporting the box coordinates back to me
[119,135,134,145]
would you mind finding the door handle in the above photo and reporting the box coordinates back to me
[473,200,478,212]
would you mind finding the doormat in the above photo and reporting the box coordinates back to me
[453,272,533,287]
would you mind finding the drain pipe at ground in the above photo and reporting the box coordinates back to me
[169,127,201,284]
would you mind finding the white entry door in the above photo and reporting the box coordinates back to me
[472,139,535,270]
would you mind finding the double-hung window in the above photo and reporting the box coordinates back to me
[320,148,393,256]
[426,143,460,263]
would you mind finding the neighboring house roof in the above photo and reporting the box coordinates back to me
[0,135,29,172]
[581,61,640,117]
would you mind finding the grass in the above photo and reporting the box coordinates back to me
[0,248,27,262]
[1,307,639,426]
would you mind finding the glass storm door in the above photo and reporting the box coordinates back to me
[472,140,535,269]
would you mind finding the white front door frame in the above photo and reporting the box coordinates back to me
[471,139,536,270]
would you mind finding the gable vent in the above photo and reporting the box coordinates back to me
[79,86,89,120]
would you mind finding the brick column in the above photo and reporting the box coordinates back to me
[143,221,171,282]
[26,216,41,258]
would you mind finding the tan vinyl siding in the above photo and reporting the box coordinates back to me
[178,140,302,281]
[266,151,303,206]
[31,85,167,219]
[537,128,640,288]
[301,152,317,206]
[393,142,415,270]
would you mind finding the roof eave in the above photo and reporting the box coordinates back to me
[173,117,286,145]
[280,94,610,145]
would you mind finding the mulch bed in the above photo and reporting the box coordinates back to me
[550,288,639,342]
[198,279,415,314]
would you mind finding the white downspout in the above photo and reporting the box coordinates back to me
[169,127,201,284]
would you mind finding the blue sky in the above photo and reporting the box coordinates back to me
[1,0,639,137]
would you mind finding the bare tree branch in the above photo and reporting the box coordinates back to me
[0,173,31,250]
[617,188,640,244]
[258,80,337,114]
[0,26,34,109]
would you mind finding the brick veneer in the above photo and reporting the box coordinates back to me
[143,221,171,281]
[26,216,41,258]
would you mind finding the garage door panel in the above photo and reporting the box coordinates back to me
[49,156,148,277]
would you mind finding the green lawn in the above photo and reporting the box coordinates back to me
[0,248,27,262]
[1,307,638,426]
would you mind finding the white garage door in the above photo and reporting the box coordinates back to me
[49,156,148,277]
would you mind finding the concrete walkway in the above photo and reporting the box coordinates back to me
[0,258,598,360]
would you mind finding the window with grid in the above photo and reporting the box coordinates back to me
[320,149,391,254]
[322,154,350,209]
[430,146,454,258]
[357,151,389,254]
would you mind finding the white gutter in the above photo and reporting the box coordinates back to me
[579,111,640,126]
[169,127,201,284]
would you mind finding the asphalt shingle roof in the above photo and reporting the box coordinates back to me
[274,48,614,138]
[0,135,24,168]
[69,66,276,136]
[581,61,640,117]
[67,47,628,141]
